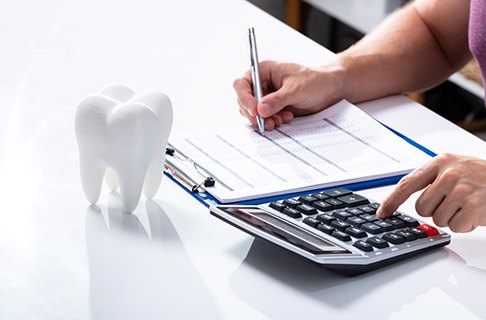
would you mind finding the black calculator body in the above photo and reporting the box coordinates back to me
[209,188,450,275]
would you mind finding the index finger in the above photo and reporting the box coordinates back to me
[376,159,440,218]
[233,73,257,117]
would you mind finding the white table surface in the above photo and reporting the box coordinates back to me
[1,0,486,319]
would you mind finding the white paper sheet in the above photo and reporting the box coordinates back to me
[168,100,433,203]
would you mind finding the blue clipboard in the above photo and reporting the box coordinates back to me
[164,121,437,209]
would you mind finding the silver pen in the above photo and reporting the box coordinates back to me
[248,27,265,135]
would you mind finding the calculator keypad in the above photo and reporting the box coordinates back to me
[268,188,438,253]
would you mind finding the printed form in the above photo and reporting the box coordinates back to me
[168,100,432,203]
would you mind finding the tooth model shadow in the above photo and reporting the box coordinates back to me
[85,194,221,319]
[75,83,173,212]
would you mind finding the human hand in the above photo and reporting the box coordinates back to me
[376,153,486,233]
[233,60,344,130]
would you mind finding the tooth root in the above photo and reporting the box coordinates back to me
[143,158,164,199]
[117,167,147,212]
[136,92,173,200]
[79,154,106,205]
[105,168,119,191]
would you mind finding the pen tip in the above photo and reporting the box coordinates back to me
[257,117,265,136]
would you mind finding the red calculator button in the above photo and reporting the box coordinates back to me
[417,224,439,236]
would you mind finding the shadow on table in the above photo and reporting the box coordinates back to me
[85,193,221,320]
[230,238,486,319]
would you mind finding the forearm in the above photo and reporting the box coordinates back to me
[333,0,471,104]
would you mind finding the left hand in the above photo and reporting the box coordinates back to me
[376,153,486,233]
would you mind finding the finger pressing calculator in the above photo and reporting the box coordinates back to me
[209,188,450,275]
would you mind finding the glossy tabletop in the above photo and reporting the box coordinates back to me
[1,0,486,319]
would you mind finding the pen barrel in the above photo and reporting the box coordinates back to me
[248,28,263,102]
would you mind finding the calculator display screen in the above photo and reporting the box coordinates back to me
[219,206,349,255]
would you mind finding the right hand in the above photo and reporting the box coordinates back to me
[376,153,486,233]
[233,60,344,130]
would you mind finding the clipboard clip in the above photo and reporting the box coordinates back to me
[165,146,215,193]
[191,177,216,192]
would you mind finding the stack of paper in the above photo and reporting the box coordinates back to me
[167,100,433,204]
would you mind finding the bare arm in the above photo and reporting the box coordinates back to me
[234,0,472,129]
[338,0,472,103]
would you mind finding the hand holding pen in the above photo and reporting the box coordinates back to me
[235,30,338,131]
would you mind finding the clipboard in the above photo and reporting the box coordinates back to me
[164,125,437,209]
[164,144,221,207]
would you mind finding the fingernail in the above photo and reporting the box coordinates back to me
[375,208,383,218]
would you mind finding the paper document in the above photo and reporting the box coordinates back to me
[168,100,432,203]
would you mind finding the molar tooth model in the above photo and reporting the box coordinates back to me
[75,83,173,212]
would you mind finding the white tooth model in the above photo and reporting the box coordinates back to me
[75,83,173,212]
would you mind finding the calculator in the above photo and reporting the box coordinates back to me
[209,188,451,275]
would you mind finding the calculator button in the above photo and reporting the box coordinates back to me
[353,240,374,252]
[337,194,370,207]
[325,198,346,209]
[397,215,420,227]
[312,193,330,201]
[296,204,318,215]
[324,188,352,197]
[409,227,428,239]
[382,232,406,245]
[316,213,335,224]
[369,202,380,210]
[313,201,333,211]
[346,207,363,215]
[333,210,354,220]
[345,227,367,238]
[282,207,302,218]
[374,220,393,232]
[269,202,286,212]
[332,230,352,241]
[395,230,418,241]
[359,213,379,222]
[358,204,376,214]
[347,216,367,228]
[361,222,383,234]
[385,218,406,230]
[331,220,351,231]
[299,195,318,205]
[366,237,389,248]
[283,198,301,208]
[417,224,440,236]
[303,217,320,228]
[317,223,335,235]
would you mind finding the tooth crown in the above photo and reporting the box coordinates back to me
[75,83,173,212]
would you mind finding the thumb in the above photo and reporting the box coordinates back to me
[258,89,294,118]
